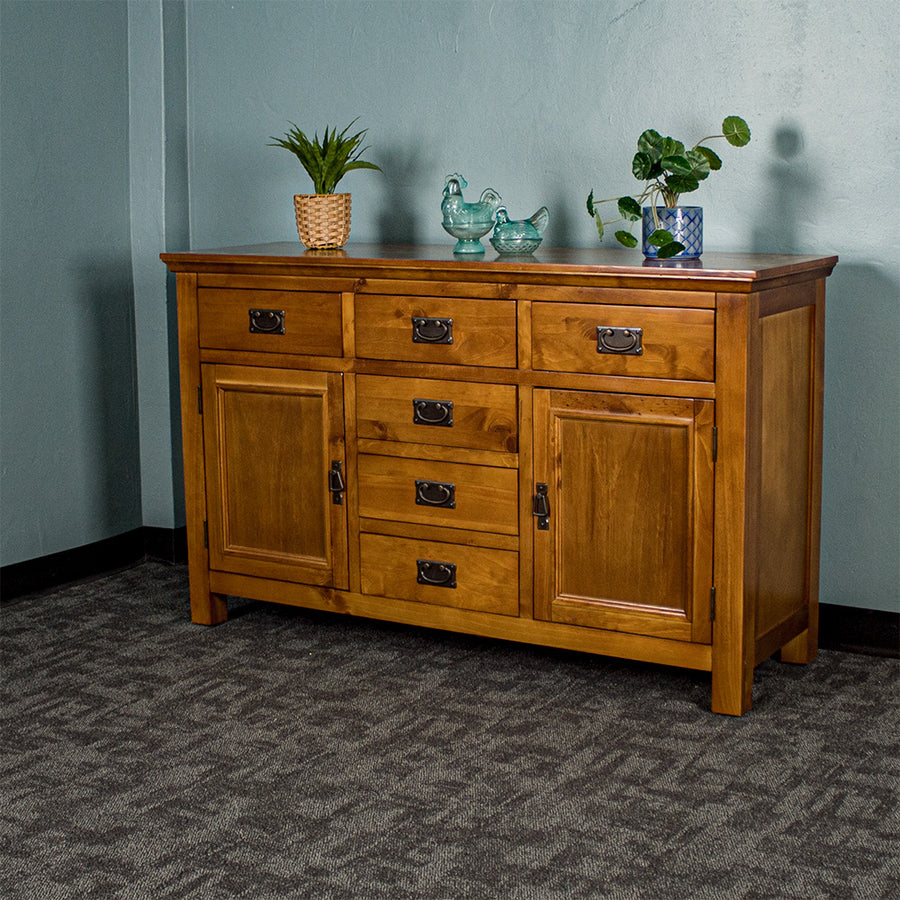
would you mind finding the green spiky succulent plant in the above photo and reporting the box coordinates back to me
[586,116,751,258]
[268,118,382,194]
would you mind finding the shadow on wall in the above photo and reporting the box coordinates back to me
[375,142,432,244]
[77,259,142,532]
[819,262,900,611]
[750,123,818,254]
[749,123,899,611]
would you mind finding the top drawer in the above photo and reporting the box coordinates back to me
[198,289,343,356]
[531,302,715,381]
[355,295,517,368]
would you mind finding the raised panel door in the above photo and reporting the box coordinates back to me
[202,364,348,588]
[533,389,714,642]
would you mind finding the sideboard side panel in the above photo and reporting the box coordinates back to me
[175,272,227,624]
[780,278,826,664]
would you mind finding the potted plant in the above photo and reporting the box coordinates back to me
[269,119,382,249]
[586,115,751,260]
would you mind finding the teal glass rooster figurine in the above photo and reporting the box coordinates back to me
[441,174,502,254]
[490,206,549,255]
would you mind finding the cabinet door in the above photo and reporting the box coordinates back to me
[202,364,348,588]
[533,390,713,642]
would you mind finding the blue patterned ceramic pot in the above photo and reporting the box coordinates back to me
[642,207,703,260]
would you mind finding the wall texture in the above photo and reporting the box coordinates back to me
[1,0,897,613]
[0,0,141,564]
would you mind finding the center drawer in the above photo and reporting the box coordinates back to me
[531,302,715,381]
[360,533,519,616]
[355,294,517,367]
[357,454,519,534]
[356,375,518,453]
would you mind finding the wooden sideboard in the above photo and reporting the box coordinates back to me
[161,243,837,715]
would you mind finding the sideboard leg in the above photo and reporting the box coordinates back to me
[711,642,754,716]
[191,589,228,626]
[779,620,819,665]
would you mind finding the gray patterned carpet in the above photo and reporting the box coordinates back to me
[1,562,898,899]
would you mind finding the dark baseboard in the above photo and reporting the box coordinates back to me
[142,526,188,565]
[0,526,187,603]
[819,603,899,658]
[2,543,897,658]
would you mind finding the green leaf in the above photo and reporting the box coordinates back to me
[687,147,722,174]
[660,137,685,159]
[665,173,700,194]
[617,196,642,220]
[631,151,654,180]
[594,215,605,241]
[685,149,712,181]
[637,129,664,158]
[693,146,721,172]
[647,229,674,247]
[661,154,692,175]
[722,115,751,147]
[615,230,638,248]
[586,190,595,218]
[656,241,686,259]
[268,118,380,193]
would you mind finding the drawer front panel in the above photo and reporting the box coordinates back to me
[355,295,517,367]
[356,375,518,452]
[358,455,518,533]
[359,533,519,615]
[198,288,343,356]
[532,302,715,381]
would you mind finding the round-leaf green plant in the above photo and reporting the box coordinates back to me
[586,116,751,259]
[269,118,382,195]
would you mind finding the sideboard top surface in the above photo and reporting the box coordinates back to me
[161,243,837,292]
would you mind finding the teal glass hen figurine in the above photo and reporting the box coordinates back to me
[490,206,550,255]
[441,174,503,254]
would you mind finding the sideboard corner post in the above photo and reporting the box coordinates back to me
[174,270,228,626]
[711,291,759,715]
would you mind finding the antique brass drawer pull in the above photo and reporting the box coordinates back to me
[596,326,643,355]
[412,316,453,344]
[415,479,456,509]
[416,559,457,588]
[412,398,454,427]
[248,309,286,334]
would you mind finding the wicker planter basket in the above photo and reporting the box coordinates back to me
[293,193,352,249]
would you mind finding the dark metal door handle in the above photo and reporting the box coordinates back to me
[328,460,345,504]
[533,483,550,530]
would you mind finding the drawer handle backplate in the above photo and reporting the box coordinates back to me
[597,326,642,355]
[249,309,286,334]
[416,559,457,588]
[415,479,456,509]
[413,398,454,427]
[412,316,453,344]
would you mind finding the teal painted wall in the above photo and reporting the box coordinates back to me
[1,0,897,614]
[180,0,899,613]
[128,0,188,529]
[0,0,142,563]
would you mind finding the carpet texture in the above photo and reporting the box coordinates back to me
[1,562,898,899]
